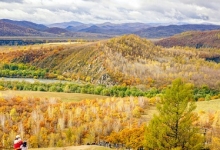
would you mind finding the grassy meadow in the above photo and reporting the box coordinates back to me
[0,90,109,102]
[0,41,82,53]
[1,90,219,111]
[195,99,220,112]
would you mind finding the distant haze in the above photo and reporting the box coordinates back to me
[0,0,220,25]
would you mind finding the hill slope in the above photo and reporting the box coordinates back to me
[0,20,45,36]
[80,23,149,35]
[0,34,220,88]
[155,30,220,48]
[0,19,48,31]
[2,19,220,39]
[0,19,112,38]
[135,24,220,38]
[44,27,69,34]
[49,21,85,28]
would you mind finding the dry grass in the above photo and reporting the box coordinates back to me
[139,99,220,123]
[1,90,219,107]
[0,90,109,102]
[0,42,82,53]
[195,99,220,112]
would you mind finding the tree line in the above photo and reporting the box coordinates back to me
[0,63,48,79]
[0,80,219,100]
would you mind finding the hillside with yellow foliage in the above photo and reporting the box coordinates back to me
[0,34,220,89]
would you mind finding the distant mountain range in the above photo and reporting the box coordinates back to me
[48,21,85,28]
[1,19,48,31]
[0,20,48,36]
[1,19,220,39]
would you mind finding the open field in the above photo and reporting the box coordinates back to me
[0,42,82,53]
[195,99,220,112]
[29,145,112,150]
[1,90,219,108]
[0,90,109,102]
[1,90,219,111]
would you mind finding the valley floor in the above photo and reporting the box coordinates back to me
[0,90,109,102]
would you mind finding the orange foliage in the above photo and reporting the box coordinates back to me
[0,95,149,148]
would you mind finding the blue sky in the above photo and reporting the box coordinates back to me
[0,0,219,25]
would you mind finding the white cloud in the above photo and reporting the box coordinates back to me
[0,0,23,3]
[0,0,219,25]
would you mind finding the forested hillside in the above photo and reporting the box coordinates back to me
[156,30,220,48]
[0,34,220,89]
[135,24,220,38]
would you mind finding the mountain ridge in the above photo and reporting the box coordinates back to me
[0,20,47,36]
[1,19,48,31]
[1,19,220,39]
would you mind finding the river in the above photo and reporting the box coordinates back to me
[0,77,79,84]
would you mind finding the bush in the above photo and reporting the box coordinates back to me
[198,97,205,101]
[0,85,4,90]
[37,86,45,91]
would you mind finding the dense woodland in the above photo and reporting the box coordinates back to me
[0,95,149,148]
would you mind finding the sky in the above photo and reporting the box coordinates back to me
[0,0,220,25]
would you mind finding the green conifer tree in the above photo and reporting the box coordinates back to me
[144,79,204,150]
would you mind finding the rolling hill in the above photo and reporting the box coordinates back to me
[79,22,150,35]
[0,20,45,36]
[0,19,48,31]
[44,27,69,34]
[155,30,220,48]
[49,21,85,28]
[0,19,113,38]
[66,25,91,32]
[0,34,220,88]
[135,24,220,38]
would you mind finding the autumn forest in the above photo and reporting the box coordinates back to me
[0,33,220,150]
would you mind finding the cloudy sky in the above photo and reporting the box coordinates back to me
[0,0,219,25]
